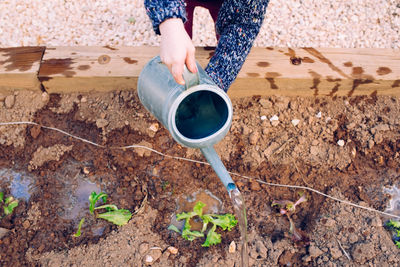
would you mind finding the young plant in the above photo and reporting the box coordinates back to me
[272,192,309,246]
[0,191,19,218]
[73,191,132,237]
[169,201,238,247]
[384,219,400,248]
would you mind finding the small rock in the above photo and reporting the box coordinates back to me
[330,246,342,259]
[249,131,260,145]
[134,141,153,157]
[371,124,390,133]
[260,115,267,120]
[228,241,236,253]
[346,122,356,130]
[259,99,272,109]
[348,233,358,244]
[370,217,382,227]
[323,218,336,227]
[148,123,159,133]
[80,96,87,103]
[144,255,154,265]
[291,119,300,126]
[316,111,322,118]
[83,167,90,175]
[139,242,149,255]
[312,140,319,146]
[309,245,323,258]
[374,132,383,144]
[368,139,375,149]
[250,180,261,191]
[337,139,345,147]
[271,120,279,127]
[23,220,30,229]
[96,118,109,128]
[4,95,15,109]
[270,115,279,122]
[167,246,178,255]
[255,240,268,258]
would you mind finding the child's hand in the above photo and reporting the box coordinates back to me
[159,18,197,85]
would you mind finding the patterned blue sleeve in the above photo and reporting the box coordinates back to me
[144,0,187,35]
[205,0,269,91]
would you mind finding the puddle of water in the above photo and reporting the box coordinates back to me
[384,185,400,219]
[0,168,35,201]
[61,179,101,220]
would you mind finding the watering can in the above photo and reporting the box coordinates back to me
[137,56,236,193]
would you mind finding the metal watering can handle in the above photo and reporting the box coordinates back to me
[183,65,200,90]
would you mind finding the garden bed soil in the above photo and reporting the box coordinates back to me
[0,90,399,266]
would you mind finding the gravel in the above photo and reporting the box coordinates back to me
[0,0,399,48]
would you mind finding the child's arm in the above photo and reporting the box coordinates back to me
[206,0,270,91]
[144,0,197,85]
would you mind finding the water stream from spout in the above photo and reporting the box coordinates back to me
[229,187,248,267]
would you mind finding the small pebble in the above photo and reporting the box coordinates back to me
[167,246,178,255]
[144,255,154,265]
[271,120,279,127]
[316,111,322,118]
[337,139,345,146]
[260,115,267,120]
[269,115,279,121]
[148,123,159,132]
[4,95,15,109]
[228,241,236,253]
[291,119,300,126]
[23,220,30,229]
[96,118,109,128]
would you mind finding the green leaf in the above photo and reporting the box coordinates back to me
[176,211,197,221]
[96,209,132,226]
[387,220,400,229]
[89,192,108,214]
[73,218,85,237]
[202,214,237,231]
[181,227,204,241]
[95,204,119,211]
[0,192,4,203]
[202,225,221,247]
[193,201,205,217]
[4,199,18,215]
[168,224,181,233]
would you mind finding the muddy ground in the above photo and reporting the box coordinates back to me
[0,89,399,266]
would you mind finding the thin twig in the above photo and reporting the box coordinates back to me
[337,240,351,261]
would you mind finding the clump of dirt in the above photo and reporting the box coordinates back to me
[0,90,399,266]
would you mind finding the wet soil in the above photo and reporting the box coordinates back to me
[0,90,399,266]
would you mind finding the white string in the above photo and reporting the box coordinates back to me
[1,121,399,220]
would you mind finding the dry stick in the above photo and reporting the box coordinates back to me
[1,121,400,220]
[337,240,352,261]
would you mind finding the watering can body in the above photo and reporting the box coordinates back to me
[137,56,233,149]
[137,56,236,192]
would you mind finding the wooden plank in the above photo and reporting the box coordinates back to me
[36,46,400,97]
[39,46,159,93]
[0,47,45,91]
[229,47,400,98]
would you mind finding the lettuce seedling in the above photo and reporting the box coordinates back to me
[74,191,132,237]
[0,192,19,217]
[74,218,85,237]
[89,192,107,214]
[385,220,400,248]
[272,192,309,246]
[171,201,238,247]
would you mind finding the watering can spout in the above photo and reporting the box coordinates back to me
[200,146,237,194]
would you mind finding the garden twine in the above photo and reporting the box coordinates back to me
[1,121,399,221]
